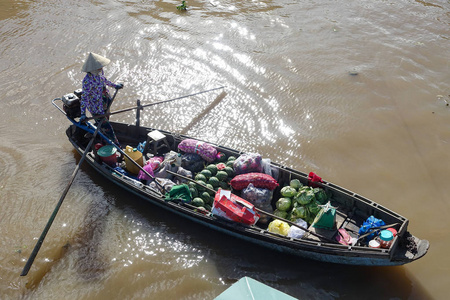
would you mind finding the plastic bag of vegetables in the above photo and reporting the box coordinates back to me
[268,219,290,236]
[287,218,308,239]
[233,153,263,175]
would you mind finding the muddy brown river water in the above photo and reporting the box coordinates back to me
[0,0,449,299]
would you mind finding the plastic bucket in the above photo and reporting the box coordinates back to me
[97,145,117,166]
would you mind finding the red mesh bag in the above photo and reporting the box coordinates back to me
[230,173,279,190]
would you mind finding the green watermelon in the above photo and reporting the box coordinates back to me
[223,167,234,177]
[216,152,227,162]
[200,169,212,179]
[189,187,198,198]
[200,191,211,204]
[206,164,218,176]
[192,197,205,207]
[227,156,236,161]
[188,181,197,189]
[206,184,215,195]
[216,171,228,181]
[219,181,229,189]
[208,176,220,188]
[195,180,207,191]
[195,173,207,182]
[225,160,234,168]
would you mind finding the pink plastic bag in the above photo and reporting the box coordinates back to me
[138,163,155,181]
[178,139,217,163]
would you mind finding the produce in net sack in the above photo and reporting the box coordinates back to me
[178,139,217,163]
[241,183,273,205]
[233,153,263,175]
[268,219,290,236]
[181,153,205,173]
[230,173,279,190]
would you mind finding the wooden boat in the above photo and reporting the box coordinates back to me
[53,95,429,267]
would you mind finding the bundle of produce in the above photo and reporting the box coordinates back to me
[241,183,273,223]
[232,153,263,175]
[230,173,278,190]
[178,138,217,163]
[273,179,331,225]
[181,153,205,173]
[189,155,235,211]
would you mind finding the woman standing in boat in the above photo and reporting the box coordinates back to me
[79,52,123,146]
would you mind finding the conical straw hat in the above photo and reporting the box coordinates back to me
[81,52,111,73]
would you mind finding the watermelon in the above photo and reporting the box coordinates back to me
[192,197,205,207]
[206,184,215,195]
[195,173,207,182]
[188,181,197,189]
[219,181,229,189]
[208,176,220,188]
[216,163,226,170]
[227,156,236,161]
[216,171,228,181]
[225,160,234,168]
[205,164,218,176]
[224,167,234,177]
[200,169,212,179]
[195,180,207,191]
[216,152,227,162]
[200,191,211,204]
[189,187,198,198]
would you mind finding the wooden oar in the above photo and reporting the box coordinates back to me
[20,119,105,276]
[166,170,337,244]
[85,86,225,121]
[21,88,120,276]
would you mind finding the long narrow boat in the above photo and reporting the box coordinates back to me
[53,94,429,266]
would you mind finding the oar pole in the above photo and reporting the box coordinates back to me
[21,88,121,276]
[20,119,105,276]
[86,86,225,121]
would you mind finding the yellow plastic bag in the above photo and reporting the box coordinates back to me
[268,220,290,236]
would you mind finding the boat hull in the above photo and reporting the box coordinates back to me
[65,121,429,267]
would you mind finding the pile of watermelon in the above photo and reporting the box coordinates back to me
[189,154,236,211]
[274,179,330,225]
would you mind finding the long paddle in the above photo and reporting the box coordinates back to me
[85,86,225,122]
[165,170,337,244]
[20,88,119,276]
[20,120,104,276]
